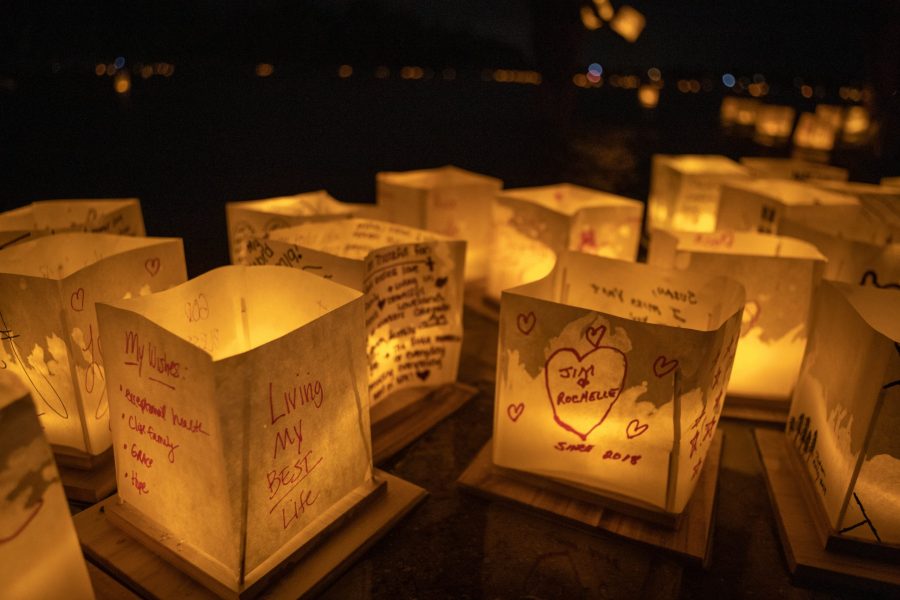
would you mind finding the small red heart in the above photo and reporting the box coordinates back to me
[70,288,85,312]
[144,257,160,276]
[586,325,607,348]
[626,419,649,439]
[507,403,524,422]
[516,312,536,335]
[653,356,678,378]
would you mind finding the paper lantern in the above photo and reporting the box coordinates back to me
[609,5,645,43]
[0,233,187,466]
[245,218,465,405]
[486,184,643,300]
[808,181,900,241]
[637,84,660,109]
[376,165,502,282]
[720,97,760,127]
[841,106,873,145]
[753,105,796,146]
[717,178,860,235]
[882,176,900,189]
[793,113,836,153]
[648,155,750,232]
[0,372,94,599]
[0,198,145,248]
[786,281,900,549]
[649,230,825,405]
[96,265,376,595]
[739,157,848,182]
[494,251,744,516]
[814,104,845,131]
[226,190,373,265]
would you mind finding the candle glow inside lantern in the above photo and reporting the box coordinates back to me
[648,155,750,232]
[0,233,187,466]
[739,157,848,183]
[609,5,645,43]
[0,371,94,599]
[96,265,377,595]
[720,97,760,127]
[841,106,873,145]
[247,218,465,406]
[487,184,643,301]
[793,113,837,153]
[493,251,744,516]
[786,282,900,550]
[648,230,825,406]
[0,198,145,247]
[376,165,502,282]
[226,191,370,265]
[753,105,796,145]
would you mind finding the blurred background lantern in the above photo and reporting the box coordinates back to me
[648,155,750,232]
[376,166,502,282]
[720,97,760,129]
[0,372,94,599]
[739,157,848,182]
[883,177,900,188]
[649,230,825,415]
[249,218,466,407]
[753,105,796,146]
[493,251,744,517]
[486,183,642,301]
[0,199,145,248]
[840,105,874,145]
[814,104,845,131]
[0,233,186,468]
[226,190,375,265]
[792,113,837,156]
[609,5,646,43]
[785,282,900,551]
[96,265,378,595]
[637,84,660,110]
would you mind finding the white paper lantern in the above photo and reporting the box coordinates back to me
[739,157,848,182]
[494,251,744,516]
[0,199,145,249]
[0,234,187,466]
[793,113,837,153]
[754,105,796,145]
[720,97,760,127]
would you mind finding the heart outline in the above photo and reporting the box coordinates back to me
[144,257,161,276]
[586,325,607,348]
[516,311,536,335]
[652,356,678,378]
[625,419,649,439]
[70,288,85,312]
[507,403,524,422]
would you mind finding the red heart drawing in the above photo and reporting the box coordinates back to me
[545,344,627,440]
[70,288,85,312]
[586,325,607,348]
[653,356,678,378]
[516,311,536,335]
[144,257,160,276]
[507,403,524,422]
[626,418,649,439]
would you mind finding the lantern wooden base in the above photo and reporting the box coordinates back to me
[457,432,723,568]
[721,395,789,424]
[754,428,900,592]
[74,469,427,599]
[57,447,117,504]
[371,382,477,464]
[463,279,500,322]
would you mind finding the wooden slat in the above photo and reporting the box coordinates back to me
[59,455,117,504]
[721,395,789,424]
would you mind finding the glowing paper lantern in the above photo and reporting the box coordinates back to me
[649,230,825,406]
[487,184,643,300]
[739,157,848,182]
[808,181,900,241]
[753,105,796,145]
[720,97,760,127]
[96,265,376,595]
[246,218,465,405]
[0,199,145,247]
[0,233,187,466]
[648,155,750,232]
[494,251,744,516]
[226,190,372,265]
[609,5,645,43]
[882,176,900,189]
[717,178,860,235]
[376,165,502,282]
[841,106,873,145]
[786,281,900,549]
[814,104,845,131]
[793,113,836,153]
[637,84,660,109]
[0,372,94,599]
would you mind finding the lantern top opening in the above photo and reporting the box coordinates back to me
[722,179,858,208]
[227,190,354,217]
[269,218,453,259]
[811,180,900,200]
[101,265,362,360]
[498,183,640,216]
[0,232,178,280]
[376,165,501,189]
[655,154,748,175]
[658,230,826,261]
[0,198,140,231]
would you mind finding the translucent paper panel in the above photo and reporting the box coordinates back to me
[0,233,186,456]
[494,252,743,514]
[739,157,848,182]
[0,373,94,599]
[0,199,144,239]
[649,231,825,401]
[97,266,372,579]
[376,165,502,281]
[254,219,466,405]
